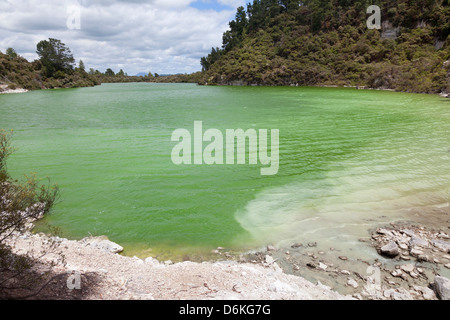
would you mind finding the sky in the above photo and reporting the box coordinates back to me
[0,0,246,75]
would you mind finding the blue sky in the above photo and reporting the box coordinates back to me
[190,0,241,11]
[0,0,247,75]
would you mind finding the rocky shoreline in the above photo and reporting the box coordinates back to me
[0,84,29,94]
[4,230,350,300]
[3,214,449,300]
[241,221,450,300]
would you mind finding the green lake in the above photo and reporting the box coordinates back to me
[1,83,449,260]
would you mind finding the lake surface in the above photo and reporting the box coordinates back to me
[1,83,449,260]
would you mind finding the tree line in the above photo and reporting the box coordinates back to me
[0,39,182,91]
[199,0,449,93]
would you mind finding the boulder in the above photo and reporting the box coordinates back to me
[83,236,124,254]
[409,236,429,248]
[380,242,399,257]
[432,240,450,253]
[401,229,416,237]
[434,276,450,300]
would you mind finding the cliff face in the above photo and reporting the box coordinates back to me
[201,0,450,94]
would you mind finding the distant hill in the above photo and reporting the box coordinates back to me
[0,51,98,92]
[200,0,450,94]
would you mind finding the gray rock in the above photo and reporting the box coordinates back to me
[380,242,399,257]
[410,248,424,257]
[413,286,436,300]
[409,236,429,248]
[83,236,124,254]
[377,228,393,236]
[266,245,277,251]
[291,243,303,249]
[434,276,450,300]
[401,229,416,237]
[392,288,413,300]
[432,240,450,253]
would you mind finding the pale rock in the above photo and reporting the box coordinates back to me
[144,257,158,264]
[265,255,275,265]
[266,245,276,252]
[410,248,424,257]
[391,269,403,278]
[438,232,450,239]
[392,288,413,300]
[409,236,429,248]
[432,240,450,253]
[401,229,416,237]
[377,228,393,236]
[318,262,328,271]
[400,264,415,273]
[413,286,436,300]
[380,242,399,257]
[434,276,450,300]
[347,278,358,289]
[82,236,124,254]
[341,270,351,275]
[383,289,396,299]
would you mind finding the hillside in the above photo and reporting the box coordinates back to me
[0,49,200,93]
[200,0,450,94]
[0,51,99,92]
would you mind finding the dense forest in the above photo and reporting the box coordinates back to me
[200,0,450,93]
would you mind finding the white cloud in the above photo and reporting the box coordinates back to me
[0,0,236,74]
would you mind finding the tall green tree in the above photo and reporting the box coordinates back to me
[6,48,18,59]
[78,60,85,72]
[105,68,115,76]
[36,38,75,78]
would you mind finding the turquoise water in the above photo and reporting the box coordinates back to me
[1,83,449,259]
